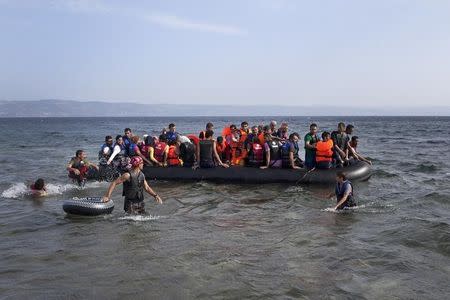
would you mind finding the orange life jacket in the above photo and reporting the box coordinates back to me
[167,145,181,166]
[216,141,226,154]
[258,133,266,146]
[315,140,334,162]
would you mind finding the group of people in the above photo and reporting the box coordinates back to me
[66,120,371,184]
[64,120,371,212]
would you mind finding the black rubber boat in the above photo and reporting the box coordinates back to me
[143,160,372,184]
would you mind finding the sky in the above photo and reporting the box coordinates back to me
[1,0,450,106]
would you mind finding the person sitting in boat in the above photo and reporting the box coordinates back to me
[30,178,47,197]
[66,150,99,185]
[150,135,169,167]
[281,132,303,169]
[276,122,289,140]
[98,135,114,164]
[122,128,133,155]
[260,134,282,169]
[348,136,372,165]
[179,136,196,168]
[128,136,152,165]
[164,123,179,144]
[107,135,128,168]
[102,156,163,214]
[331,123,349,167]
[199,122,214,140]
[315,132,334,169]
[304,123,320,170]
[195,130,229,169]
[246,125,259,147]
[167,140,183,167]
[246,135,264,167]
[230,126,247,166]
[258,125,271,145]
[329,171,356,210]
[216,136,227,162]
[240,121,250,135]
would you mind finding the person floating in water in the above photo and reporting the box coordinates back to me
[29,178,47,197]
[329,171,356,210]
[102,156,163,214]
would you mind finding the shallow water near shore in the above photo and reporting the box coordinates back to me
[0,116,449,299]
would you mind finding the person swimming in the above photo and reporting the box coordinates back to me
[30,178,47,197]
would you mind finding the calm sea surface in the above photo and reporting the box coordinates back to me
[0,117,449,299]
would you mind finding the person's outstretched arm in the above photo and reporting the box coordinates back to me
[213,141,228,168]
[334,186,352,210]
[102,173,130,202]
[135,146,151,165]
[143,180,163,204]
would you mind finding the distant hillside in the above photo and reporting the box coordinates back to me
[0,99,449,117]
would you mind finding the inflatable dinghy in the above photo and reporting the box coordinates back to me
[63,197,114,216]
[143,160,372,184]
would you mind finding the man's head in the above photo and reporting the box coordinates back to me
[34,178,45,190]
[289,132,300,143]
[115,135,123,144]
[205,130,214,139]
[251,126,259,135]
[168,123,176,132]
[206,122,214,130]
[230,124,237,132]
[124,128,132,138]
[217,136,224,144]
[159,134,167,142]
[338,122,346,132]
[75,149,86,159]
[130,156,144,170]
[346,124,354,135]
[310,123,318,135]
[263,125,271,134]
[145,135,156,147]
[351,136,359,146]
[336,171,347,183]
[270,120,277,131]
[241,121,249,131]
[280,122,288,130]
[322,131,331,141]
[105,135,113,146]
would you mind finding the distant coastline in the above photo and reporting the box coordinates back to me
[1,99,449,117]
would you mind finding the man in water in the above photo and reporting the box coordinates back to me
[30,178,47,197]
[329,171,355,210]
[102,156,163,214]
[66,150,99,186]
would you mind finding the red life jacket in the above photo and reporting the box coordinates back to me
[154,142,167,163]
[248,143,264,166]
[316,140,334,162]
[167,145,181,166]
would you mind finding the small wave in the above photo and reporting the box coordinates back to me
[119,215,161,222]
[1,182,79,199]
[409,163,439,173]
[373,169,399,178]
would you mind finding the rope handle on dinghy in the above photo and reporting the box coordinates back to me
[295,167,316,185]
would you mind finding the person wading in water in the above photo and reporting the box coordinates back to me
[102,156,163,214]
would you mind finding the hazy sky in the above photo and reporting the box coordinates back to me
[1,0,450,106]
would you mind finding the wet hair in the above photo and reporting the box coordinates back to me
[289,132,300,140]
[336,171,347,180]
[159,134,167,142]
[241,121,248,127]
[124,128,131,133]
[34,178,45,190]
[115,135,122,141]
[75,149,84,157]
[205,130,214,139]
[217,136,224,143]
[230,124,237,130]
[105,135,112,142]
[322,131,330,139]
[131,136,140,144]
[206,122,214,129]
[310,123,318,129]
[351,136,359,142]
[168,123,176,129]
[145,135,154,146]
[251,125,258,131]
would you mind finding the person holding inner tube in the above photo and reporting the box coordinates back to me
[102,156,162,214]
[329,171,356,210]
[194,130,229,169]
